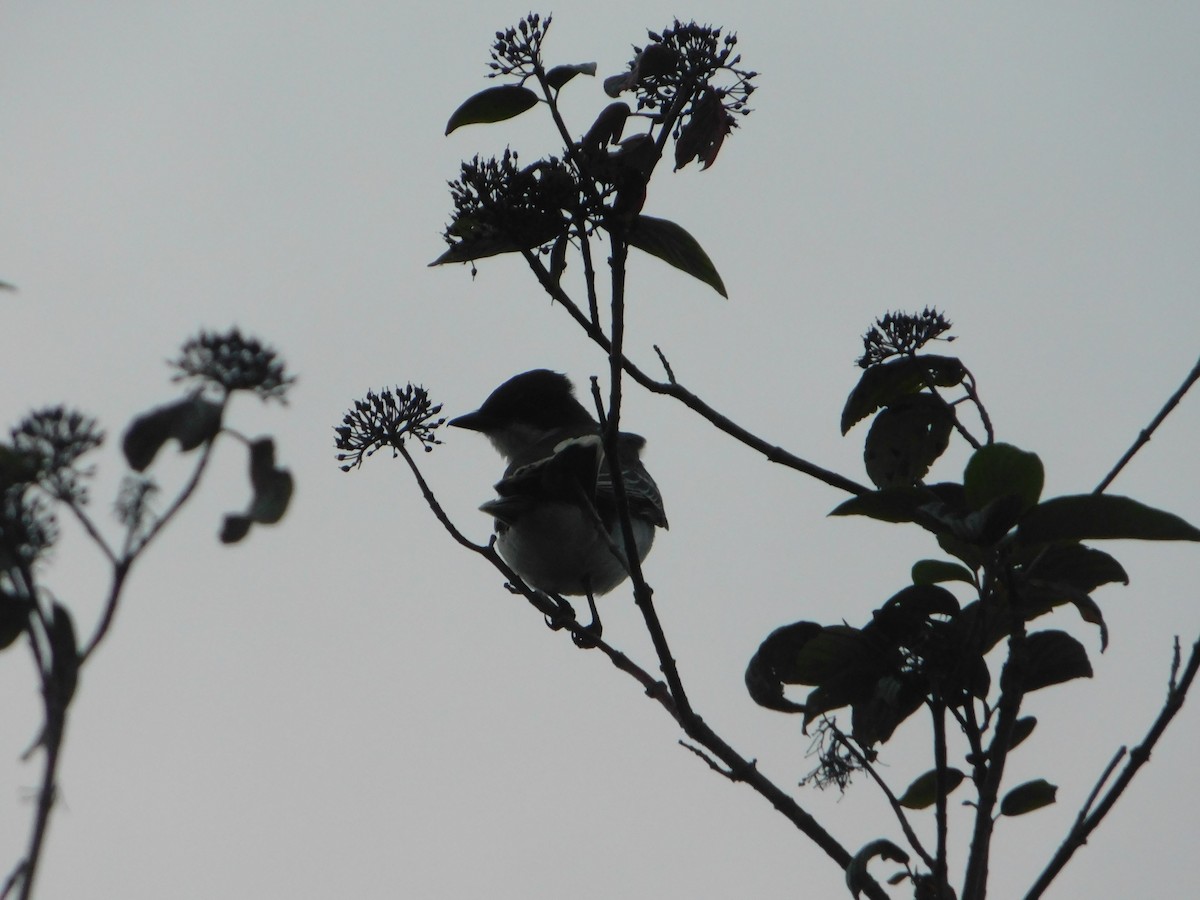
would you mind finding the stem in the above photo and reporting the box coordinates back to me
[1094,354,1200,494]
[931,699,950,892]
[1024,635,1200,899]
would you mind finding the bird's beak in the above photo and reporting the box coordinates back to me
[448,410,488,431]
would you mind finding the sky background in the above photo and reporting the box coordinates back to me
[2,2,1199,897]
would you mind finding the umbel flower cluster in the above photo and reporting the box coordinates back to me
[857,308,955,368]
[335,385,445,470]
[172,328,294,402]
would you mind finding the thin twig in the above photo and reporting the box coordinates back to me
[1024,635,1200,899]
[1094,354,1200,494]
[830,724,936,871]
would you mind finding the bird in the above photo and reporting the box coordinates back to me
[450,370,667,636]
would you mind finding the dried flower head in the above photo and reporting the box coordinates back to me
[858,308,955,368]
[798,719,871,793]
[172,328,294,402]
[335,385,445,470]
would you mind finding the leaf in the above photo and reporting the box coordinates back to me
[1001,779,1058,816]
[912,559,976,586]
[625,215,727,297]
[544,62,596,91]
[1018,494,1200,544]
[898,768,966,809]
[579,102,631,153]
[221,438,293,544]
[829,485,940,524]
[1008,715,1038,750]
[48,602,79,705]
[1021,630,1093,692]
[1027,542,1129,593]
[863,393,954,488]
[122,396,223,472]
[744,621,823,712]
[841,355,966,434]
[964,443,1044,513]
[846,839,909,899]
[444,85,539,135]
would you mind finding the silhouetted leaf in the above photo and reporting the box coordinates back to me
[912,559,976,586]
[1001,779,1057,816]
[863,394,954,488]
[1008,716,1037,750]
[964,443,1044,513]
[829,485,939,524]
[625,215,727,297]
[221,438,293,544]
[847,839,909,899]
[1018,494,1200,544]
[841,355,966,434]
[744,621,823,712]
[445,85,538,135]
[1027,542,1128,593]
[1021,630,1092,692]
[545,62,597,90]
[898,767,966,809]
[122,396,223,472]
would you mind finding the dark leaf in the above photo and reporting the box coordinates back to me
[445,85,538,135]
[846,839,910,899]
[912,559,975,586]
[863,394,954,488]
[429,217,566,266]
[122,396,223,472]
[580,102,630,154]
[1019,494,1200,545]
[841,355,966,434]
[48,602,79,705]
[829,485,941,524]
[898,767,966,809]
[221,438,293,544]
[1008,716,1037,751]
[744,621,823,712]
[1020,630,1093,692]
[850,676,926,745]
[1000,779,1058,816]
[1026,542,1129,593]
[625,215,727,297]
[544,62,597,90]
[964,443,1044,514]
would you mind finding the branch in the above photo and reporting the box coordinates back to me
[829,723,936,872]
[1024,634,1200,899]
[1094,354,1200,494]
[518,250,870,497]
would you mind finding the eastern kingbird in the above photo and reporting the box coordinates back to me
[450,370,667,628]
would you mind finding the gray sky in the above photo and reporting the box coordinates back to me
[2,3,1199,897]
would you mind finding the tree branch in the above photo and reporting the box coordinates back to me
[1024,635,1200,899]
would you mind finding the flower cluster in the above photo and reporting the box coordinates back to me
[171,328,294,402]
[439,150,575,263]
[10,406,104,504]
[335,385,444,470]
[857,308,955,368]
[488,12,551,80]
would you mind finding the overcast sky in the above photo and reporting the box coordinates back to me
[2,3,1199,898]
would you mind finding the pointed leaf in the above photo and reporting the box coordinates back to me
[1027,542,1129,592]
[912,559,976,586]
[841,355,966,434]
[1022,630,1093,692]
[1008,715,1038,750]
[445,85,538,135]
[0,590,26,651]
[964,443,1044,513]
[545,62,596,91]
[1019,494,1200,544]
[1001,779,1058,816]
[625,215,727,297]
[898,768,966,809]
